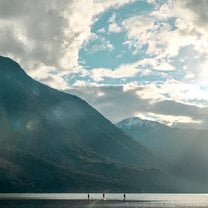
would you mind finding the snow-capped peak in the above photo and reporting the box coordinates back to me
[116,117,163,129]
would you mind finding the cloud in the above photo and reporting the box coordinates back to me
[135,112,202,127]
[121,0,208,74]
[89,63,140,81]
[108,13,122,33]
[1,0,208,130]
[109,22,122,33]
[176,0,208,30]
[83,34,114,54]
[0,0,70,69]
[138,56,175,72]
[68,84,148,122]
[0,0,133,81]
[67,82,208,128]
[29,65,69,90]
[122,14,179,71]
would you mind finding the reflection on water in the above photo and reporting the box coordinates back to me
[1,194,208,208]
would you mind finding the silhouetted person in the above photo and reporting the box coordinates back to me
[123,193,126,202]
[103,193,105,200]
[88,193,90,201]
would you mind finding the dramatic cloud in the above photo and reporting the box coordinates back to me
[68,83,208,128]
[1,0,208,128]
[176,0,208,30]
[0,0,69,68]
[0,0,133,79]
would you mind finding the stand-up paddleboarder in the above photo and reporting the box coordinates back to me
[103,193,105,200]
[123,193,126,202]
[88,193,90,201]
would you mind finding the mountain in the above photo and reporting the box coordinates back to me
[116,117,208,191]
[116,117,172,158]
[0,56,176,193]
[116,117,165,130]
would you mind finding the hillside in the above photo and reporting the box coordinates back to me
[117,117,208,191]
[0,56,174,192]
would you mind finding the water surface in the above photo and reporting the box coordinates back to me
[1,193,208,208]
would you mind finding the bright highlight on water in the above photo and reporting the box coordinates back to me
[1,193,208,208]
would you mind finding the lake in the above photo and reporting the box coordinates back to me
[1,193,208,208]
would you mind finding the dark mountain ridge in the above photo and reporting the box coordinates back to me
[0,56,175,192]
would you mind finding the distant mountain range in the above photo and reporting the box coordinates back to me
[0,56,176,193]
[116,117,208,191]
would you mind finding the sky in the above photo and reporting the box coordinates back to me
[0,0,208,128]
